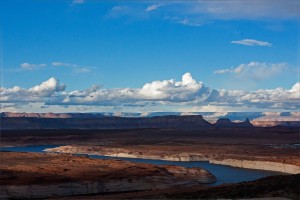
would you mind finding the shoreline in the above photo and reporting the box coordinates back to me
[44,145,300,174]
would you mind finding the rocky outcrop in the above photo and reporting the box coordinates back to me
[209,159,300,174]
[237,118,253,127]
[44,145,209,162]
[215,118,253,127]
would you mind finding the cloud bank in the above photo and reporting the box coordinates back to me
[1,72,299,112]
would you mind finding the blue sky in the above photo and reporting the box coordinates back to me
[0,0,299,113]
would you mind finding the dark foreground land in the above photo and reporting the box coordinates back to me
[0,152,299,200]
[52,174,300,200]
[0,152,216,199]
[1,125,299,199]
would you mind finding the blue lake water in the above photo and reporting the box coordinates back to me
[1,145,284,185]
[1,145,59,153]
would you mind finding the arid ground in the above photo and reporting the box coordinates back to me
[1,126,299,199]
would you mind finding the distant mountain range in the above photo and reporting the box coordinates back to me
[1,112,299,129]
[1,111,299,122]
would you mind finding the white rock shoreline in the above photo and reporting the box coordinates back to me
[44,145,300,174]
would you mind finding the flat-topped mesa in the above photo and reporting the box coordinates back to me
[215,118,253,128]
[0,114,213,129]
[141,115,213,128]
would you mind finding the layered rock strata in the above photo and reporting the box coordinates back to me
[0,152,215,199]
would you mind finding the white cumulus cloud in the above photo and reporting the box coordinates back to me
[138,72,208,101]
[1,77,66,103]
[289,82,300,99]
[28,77,66,96]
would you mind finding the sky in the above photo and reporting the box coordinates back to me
[0,0,299,113]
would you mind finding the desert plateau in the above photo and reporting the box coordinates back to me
[1,113,299,199]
